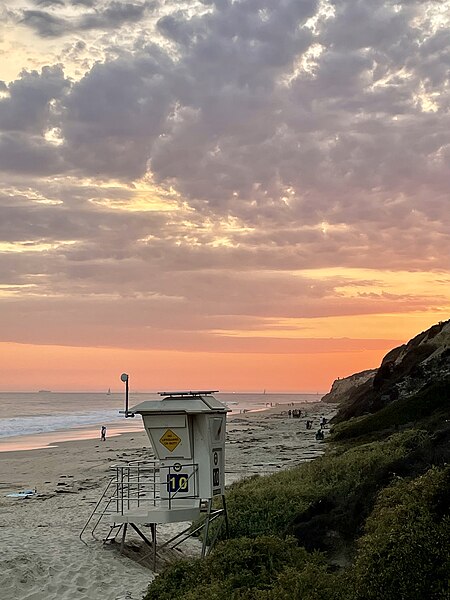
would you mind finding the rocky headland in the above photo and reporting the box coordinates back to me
[326,319,450,426]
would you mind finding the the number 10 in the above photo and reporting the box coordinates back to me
[168,474,189,493]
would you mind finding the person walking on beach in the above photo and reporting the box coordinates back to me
[101,425,107,441]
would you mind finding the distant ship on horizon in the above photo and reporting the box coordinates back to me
[38,390,52,393]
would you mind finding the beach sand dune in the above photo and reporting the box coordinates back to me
[0,402,335,600]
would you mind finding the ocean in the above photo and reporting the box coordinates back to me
[0,391,323,452]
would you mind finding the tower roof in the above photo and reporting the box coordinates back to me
[131,391,229,415]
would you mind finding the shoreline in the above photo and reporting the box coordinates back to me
[0,419,144,454]
[0,401,336,600]
[0,400,323,455]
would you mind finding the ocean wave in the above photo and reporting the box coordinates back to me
[0,410,120,439]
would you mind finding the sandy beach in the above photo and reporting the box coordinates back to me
[0,402,336,600]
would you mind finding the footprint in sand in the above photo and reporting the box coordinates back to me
[76,575,87,587]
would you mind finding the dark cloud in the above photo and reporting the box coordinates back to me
[78,1,155,31]
[60,46,174,178]
[323,0,416,52]
[0,66,69,133]
[0,133,65,174]
[21,1,156,37]
[20,10,69,37]
[33,0,65,7]
[0,66,70,176]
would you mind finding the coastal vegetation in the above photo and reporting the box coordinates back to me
[145,436,449,599]
[143,321,450,600]
[332,378,450,442]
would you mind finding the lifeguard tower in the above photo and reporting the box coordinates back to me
[80,388,230,566]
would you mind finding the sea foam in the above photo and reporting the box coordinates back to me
[0,410,120,438]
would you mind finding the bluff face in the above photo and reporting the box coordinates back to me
[328,319,450,424]
[321,369,376,404]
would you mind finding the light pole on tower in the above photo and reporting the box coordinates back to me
[120,373,133,417]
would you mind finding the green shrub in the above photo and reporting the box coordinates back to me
[332,379,450,442]
[144,536,334,600]
[349,466,450,600]
[142,434,449,600]
[252,562,343,600]
[222,430,430,549]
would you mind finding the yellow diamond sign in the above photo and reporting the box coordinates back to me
[160,429,181,452]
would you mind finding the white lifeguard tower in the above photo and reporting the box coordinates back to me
[80,386,230,566]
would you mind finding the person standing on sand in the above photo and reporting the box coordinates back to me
[101,425,107,441]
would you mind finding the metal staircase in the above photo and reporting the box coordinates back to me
[80,461,159,543]
[80,460,229,568]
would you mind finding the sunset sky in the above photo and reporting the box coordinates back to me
[0,0,449,392]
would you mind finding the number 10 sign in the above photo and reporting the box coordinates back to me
[167,473,189,493]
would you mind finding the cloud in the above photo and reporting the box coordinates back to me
[21,1,156,38]
[1,0,450,354]
[60,46,174,178]
[0,66,70,176]
[71,0,95,6]
[0,133,65,174]
[11,0,450,213]
[141,0,449,228]
[20,10,69,37]
[0,65,69,133]
[78,1,155,31]
[34,0,65,7]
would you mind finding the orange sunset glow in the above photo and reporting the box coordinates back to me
[0,1,449,392]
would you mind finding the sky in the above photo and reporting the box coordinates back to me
[0,0,449,392]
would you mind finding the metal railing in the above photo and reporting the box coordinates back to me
[104,460,200,516]
[109,460,159,515]
[80,460,201,544]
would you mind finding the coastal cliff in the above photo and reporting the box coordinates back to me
[321,369,376,404]
[332,319,450,424]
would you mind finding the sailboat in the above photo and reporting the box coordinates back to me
[107,387,111,395]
